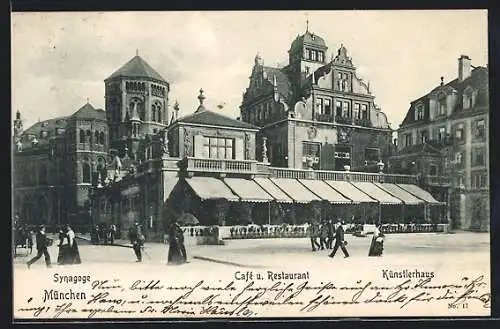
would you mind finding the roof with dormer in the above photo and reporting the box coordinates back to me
[400,66,488,127]
[290,31,327,50]
[105,55,166,82]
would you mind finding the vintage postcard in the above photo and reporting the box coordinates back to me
[11,10,490,320]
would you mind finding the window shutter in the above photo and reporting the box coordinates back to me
[234,138,244,160]
[193,135,203,157]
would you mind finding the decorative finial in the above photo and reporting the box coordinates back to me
[198,88,205,105]
[440,76,444,86]
[305,13,309,32]
[136,49,139,56]
[86,97,90,104]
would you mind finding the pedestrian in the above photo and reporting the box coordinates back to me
[319,220,328,250]
[108,224,117,245]
[327,219,335,249]
[27,225,52,268]
[368,222,385,257]
[56,225,67,265]
[66,225,82,264]
[167,220,185,265]
[308,220,321,252]
[328,219,350,258]
[128,222,144,262]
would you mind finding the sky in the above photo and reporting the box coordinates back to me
[11,10,488,130]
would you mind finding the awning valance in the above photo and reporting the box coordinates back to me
[223,178,274,203]
[350,182,403,205]
[374,183,424,205]
[299,179,352,204]
[397,184,445,205]
[253,178,293,203]
[270,178,322,204]
[185,177,239,202]
[324,180,376,203]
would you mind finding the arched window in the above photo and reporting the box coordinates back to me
[94,131,99,144]
[99,131,105,145]
[151,105,156,122]
[82,162,91,183]
[157,107,162,122]
[79,129,85,143]
[86,130,92,143]
[39,164,47,185]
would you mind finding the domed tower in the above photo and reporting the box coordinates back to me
[104,50,170,152]
[288,21,328,87]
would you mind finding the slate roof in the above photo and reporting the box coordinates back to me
[401,66,489,126]
[70,103,107,120]
[105,55,166,82]
[22,116,68,138]
[263,66,293,101]
[175,107,259,130]
[290,31,327,50]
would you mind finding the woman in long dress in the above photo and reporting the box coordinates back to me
[57,226,67,265]
[167,221,184,265]
[66,226,82,264]
[368,223,385,257]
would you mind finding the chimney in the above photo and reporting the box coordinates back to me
[458,55,471,81]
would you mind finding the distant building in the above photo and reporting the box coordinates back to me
[13,103,108,227]
[390,55,489,231]
[240,27,395,172]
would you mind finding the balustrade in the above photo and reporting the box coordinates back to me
[185,157,257,174]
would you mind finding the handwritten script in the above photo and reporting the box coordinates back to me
[15,274,490,318]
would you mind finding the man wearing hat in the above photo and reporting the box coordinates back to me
[328,219,350,258]
[128,222,144,262]
[27,225,52,268]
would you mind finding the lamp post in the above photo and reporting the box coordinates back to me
[377,160,385,183]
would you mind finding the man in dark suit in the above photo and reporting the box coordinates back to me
[174,221,187,263]
[27,225,52,268]
[128,222,144,262]
[328,220,350,258]
[308,220,321,252]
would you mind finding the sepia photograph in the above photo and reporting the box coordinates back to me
[11,10,491,320]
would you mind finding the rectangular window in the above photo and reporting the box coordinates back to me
[342,102,350,117]
[472,147,485,166]
[471,171,488,189]
[438,127,446,141]
[318,51,324,62]
[335,100,342,116]
[354,103,360,119]
[315,98,323,115]
[415,105,424,120]
[420,130,428,144]
[474,119,486,139]
[324,98,331,115]
[307,49,312,60]
[405,134,412,147]
[361,104,368,119]
[203,137,235,160]
[429,164,437,176]
[365,148,380,162]
[302,142,321,169]
[455,123,464,141]
[438,99,446,116]
[311,50,317,61]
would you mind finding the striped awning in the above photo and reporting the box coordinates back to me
[374,183,424,205]
[350,182,402,205]
[299,179,351,204]
[223,178,274,203]
[185,177,239,202]
[324,180,376,203]
[253,178,293,203]
[397,184,445,205]
[270,178,322,204]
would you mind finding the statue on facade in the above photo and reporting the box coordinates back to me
[161,130,169,157]
[262,136,269,163]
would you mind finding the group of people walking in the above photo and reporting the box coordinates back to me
[91,224,117,245]
[309,219,385,258]
[127,220,187,265]
[26,224,81,268]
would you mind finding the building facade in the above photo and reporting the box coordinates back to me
[240,28,395,172]
[390,55,489,231]
[13,103,109,227]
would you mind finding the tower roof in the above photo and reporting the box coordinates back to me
[70,102,106,120]
[105,55,166,82]
[290,30,327,51]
